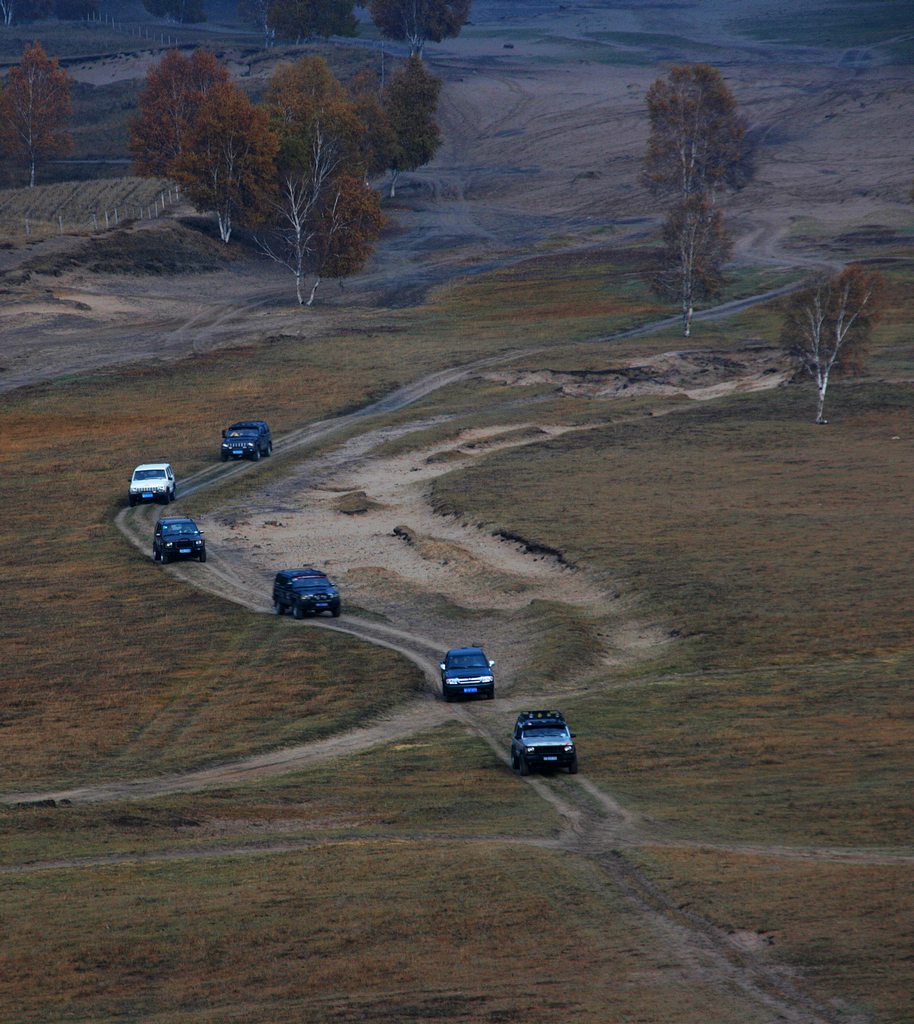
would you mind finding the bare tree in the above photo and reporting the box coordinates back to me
[781,265,881,423]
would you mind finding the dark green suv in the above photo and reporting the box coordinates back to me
[273,568,341,618]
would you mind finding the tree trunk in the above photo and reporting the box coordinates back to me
[683,303,693,337]
[29,157,36,188]
[295,273,304,306]
[306,276,321,306]
[217,212,232,243]
[816,377,829,424]
[389,169,399,198]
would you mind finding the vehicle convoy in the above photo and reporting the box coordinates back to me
[153,517,206,563]
[273,568,341,618]
[128,463,176,506]
[439,647,495,702]
[221,420,272,461]
[511,710,578,775]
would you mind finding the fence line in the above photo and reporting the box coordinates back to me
[83,11,259,49]
[16,185,182,239]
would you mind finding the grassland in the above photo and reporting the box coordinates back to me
[2,218,913,1022]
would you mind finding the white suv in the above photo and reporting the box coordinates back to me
[128,463,176,506]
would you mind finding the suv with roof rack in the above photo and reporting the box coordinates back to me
[221,420,272,461]
[439,646,495,702]
[273,567,341,618]
[511,710,578,775]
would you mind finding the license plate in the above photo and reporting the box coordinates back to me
[232,450,243,455]
[463,686,478,693]
[179,548,191,554]
[142,492,153,499]
[544,756,558,761]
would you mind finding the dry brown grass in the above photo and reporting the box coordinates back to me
[1,841,774,1024]
[628,847,914,1024]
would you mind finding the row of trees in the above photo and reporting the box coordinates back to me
[134,0,472,52]
[643,62,881,422]
[2,0,471,56]
[129,48,441,303]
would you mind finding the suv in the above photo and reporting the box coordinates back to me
[273,568,341,618]
[221,420,272,461]
[439,647,495,702]
[153,516,206,563]
[129,463,176,506]
[511,710,578,775]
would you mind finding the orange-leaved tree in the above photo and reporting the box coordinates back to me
[259,56,381,304]
[384,55,441,197]
[172,80,278,243]
[130,49,229,177]
[0,41,72,187]
[367,0,470,55]
[348,69,396,182]
[643,64,747,335]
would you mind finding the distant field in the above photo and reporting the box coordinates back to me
[734,0,914,61]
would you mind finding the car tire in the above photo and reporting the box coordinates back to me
[152,547,159,562]
[487,689,495,700]
[253,449,261,462]
[292,604,304,619]
[442,687,452,703]
[128,496,136,507]
[331,605,341,618]
[274,600,284,615]
[519,754,530,777]
[568,757,579,775]
[511,752,519,771]
[198,550,207,563]
[221,454,228,462]
[162,551,171,564]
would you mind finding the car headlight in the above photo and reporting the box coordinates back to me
[564,743,575,752]
[480,675,494,684]
[165,541,174,547]
[526,746,536,753]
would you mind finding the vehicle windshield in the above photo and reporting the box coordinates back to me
[522,725,568,738]
[225,430,258,439]
[134,469,166,480]
[448,654,489,669]
[162,521,197,534]
[293,580,331,591]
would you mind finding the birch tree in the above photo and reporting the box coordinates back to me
[172,81,278,242]
[643,64,746,335]
[367,0,470,55]
[653,193,731,337]
[258,57,380,304]
[384,55,441,197]
[0,42,72,187]
[780,266,881,424]
[130,49,229,176]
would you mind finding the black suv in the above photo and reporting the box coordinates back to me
[439,647,495,702]
[273,568,341,618]
[221,420,272,461]
[153,517,206,564]
[511,711,578,775]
